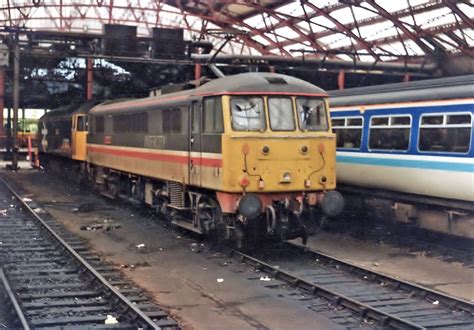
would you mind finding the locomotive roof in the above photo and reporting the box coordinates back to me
[40,101,99,121]
[193,72,326,95]
[90,73,327,114]
[329,74,474,107]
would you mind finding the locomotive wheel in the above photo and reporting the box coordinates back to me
[156,198,172,222]
[234,223,245,250]
[300,209,324,235]
[234,218,264,251]
[196,197,221,234]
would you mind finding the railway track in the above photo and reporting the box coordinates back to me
[0,177,178,329]
[232,242,474,329]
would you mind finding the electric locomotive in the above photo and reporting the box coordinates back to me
[40,73,343,247]
[38,101,99,177]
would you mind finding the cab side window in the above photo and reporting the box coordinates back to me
[203,97,224,133]
[419,113,472,153]
[77,116,87,131]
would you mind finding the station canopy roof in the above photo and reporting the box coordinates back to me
[1,0,473,63]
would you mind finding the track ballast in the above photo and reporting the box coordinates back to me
[233,242,474,329]
[0,177,178,329]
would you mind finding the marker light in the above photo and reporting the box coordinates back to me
[242,143,250,154]
[318,143,325,153]
[239,176,250,187]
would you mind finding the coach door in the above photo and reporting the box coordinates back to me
[189,101,202,186]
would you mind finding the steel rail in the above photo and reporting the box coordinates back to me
[231,249,424,329]
[0,268,30,330]
[287,242,474,314]
[0,177,161,330]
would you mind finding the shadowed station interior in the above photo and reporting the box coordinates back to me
[0,1,472,329]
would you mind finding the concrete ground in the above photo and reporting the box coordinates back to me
[301,233,473,302]
[3,166,346,330]
[2,164,473,329]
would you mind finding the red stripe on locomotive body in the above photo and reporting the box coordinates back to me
[87,145,222,167]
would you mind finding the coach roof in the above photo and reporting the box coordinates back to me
[329,74,474,107]
[90,73,327,114]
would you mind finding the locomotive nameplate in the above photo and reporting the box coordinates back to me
[144,135,165,149]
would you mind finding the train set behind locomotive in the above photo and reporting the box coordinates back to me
[38,73,344,247]
[330,74,474,238]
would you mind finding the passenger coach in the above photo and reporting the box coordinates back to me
[330,75,473,237]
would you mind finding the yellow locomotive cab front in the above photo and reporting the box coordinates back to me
[215,94,343,243]
[221,95,337,192]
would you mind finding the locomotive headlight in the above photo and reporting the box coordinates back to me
[261,145,270,155]
[280,171,292,183]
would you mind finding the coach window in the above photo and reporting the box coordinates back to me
[332,117,363,149]
[419,113,472,153]
[369,115,411,151]
[203,97,224,133]
[230,97,265,131]
[268,97,295,131]
[296,98,328,131]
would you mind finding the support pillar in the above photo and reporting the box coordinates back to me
[0,68,4,151]
[338,69,345,90]
[86,57,93,101]
[11,37,20,170]
[0,68,4,132]
[194,63,201,86]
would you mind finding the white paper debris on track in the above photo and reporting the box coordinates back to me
[104,315,118,324]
